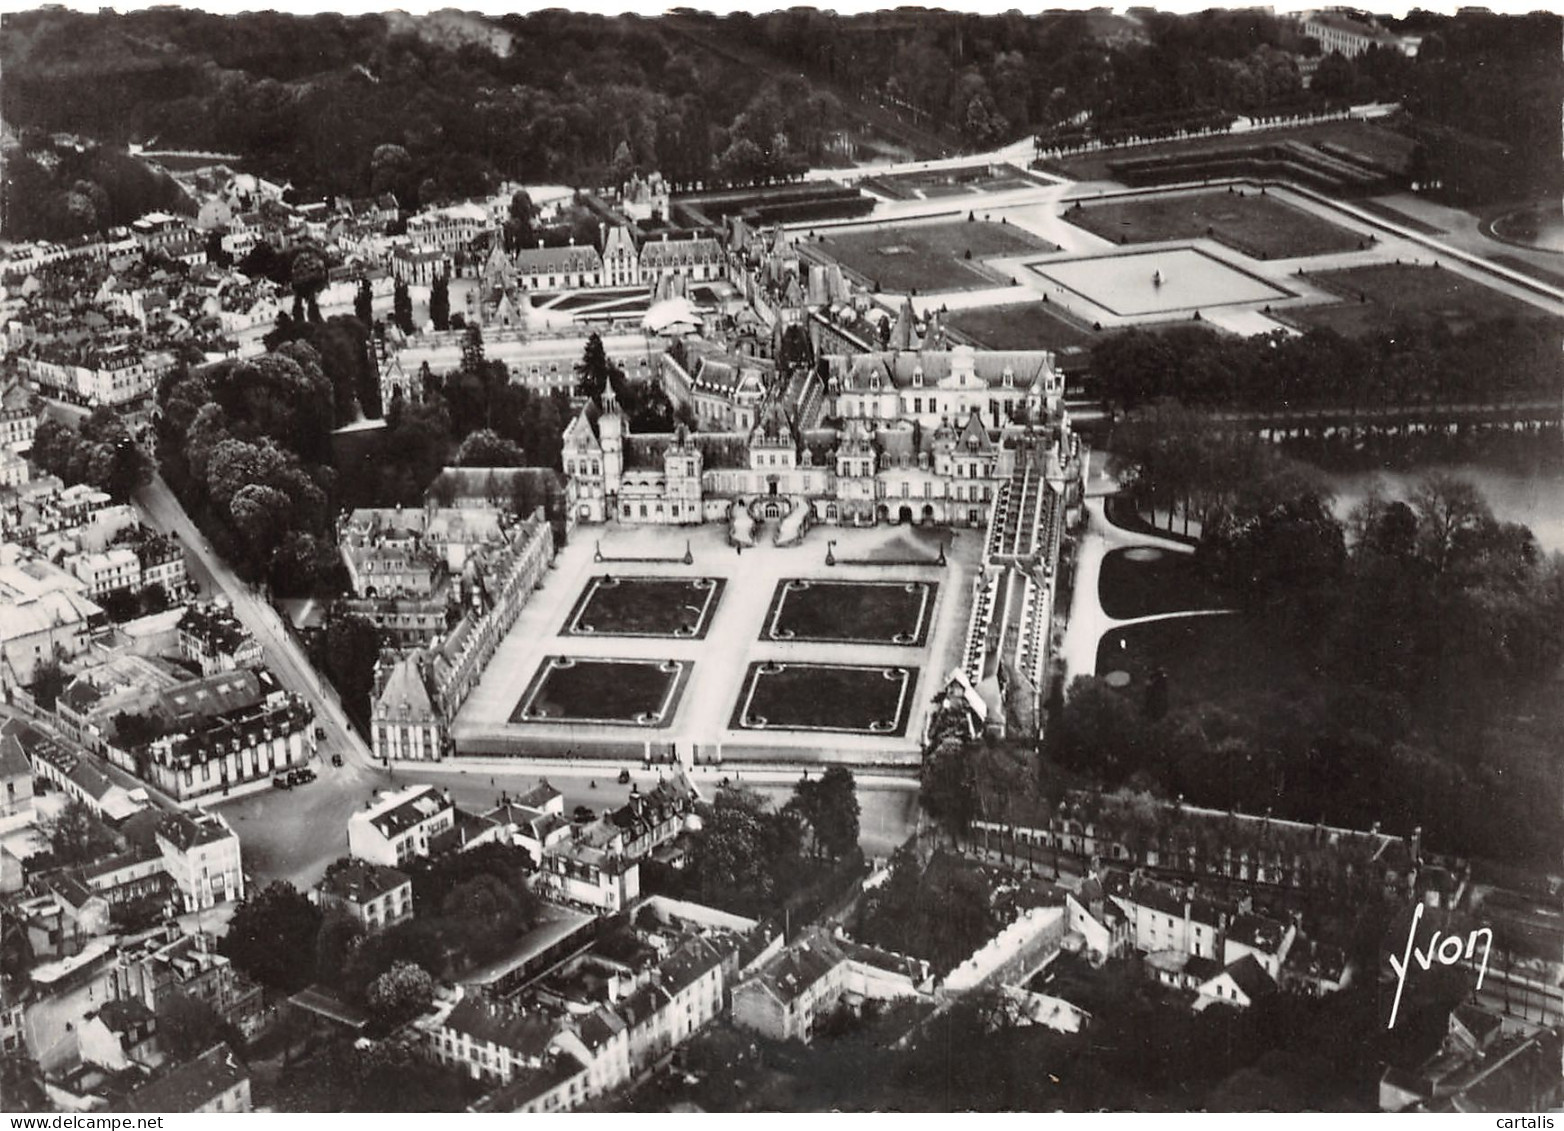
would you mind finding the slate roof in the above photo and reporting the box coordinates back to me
[316,859,411,905]
[740,931,844,1006]
[444,998,558,1059]
[1217,954,1278,1002]
[1226,913,1289,955]
[122,1043,246,1113]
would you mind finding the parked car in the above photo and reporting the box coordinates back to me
[272,775,292,790]
[617,768,631,785]
[572,805,595,824]
[315,726,326,740]
[289,767,317,786]
[331,754,344,767]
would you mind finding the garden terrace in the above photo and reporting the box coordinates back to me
[816,220,1053,294]
[1026,247,1291,318]
[511,657,690,727]
[562,576,724,639]
[1282,262,1564,338]
[672,183,872,228]
[762,579,937,647]
[1063,189,1363,260]
[730,661,917,736]
[944,301,1100,354]
[1041,120,1414,188]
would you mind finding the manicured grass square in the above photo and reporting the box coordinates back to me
[944,301,1100,351]
[1063,190,1362,260]
[1098,546,1232,620]
[562,575,724,639]
[512,657,688,727]
[1094,614,1304,712]
[819,221,1053,293]
[730,661,918,735]
[763,579,937,646]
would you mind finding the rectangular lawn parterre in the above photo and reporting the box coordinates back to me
[944,302,1101,352]
[764,579,937,646]
[730,661,918,736]
[511,657,689,727]
[818,221,1054,293]
[1063,189,1362,260]
[561,576,724,639]
[1286,263,1563,337]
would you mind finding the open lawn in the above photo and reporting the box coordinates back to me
[1095,613,1308,711]
[945,301,1101,352]
[818,220,1053,293]
[731,661,917,735]
[563,575,724,639]
[1286,263,1562,337]
[1098,546,1231,620]
[1063,189,1363,260]
[512,657,688,726]
[764,579,937,646]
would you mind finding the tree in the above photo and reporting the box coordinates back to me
[791,766,861,860]
[1411,472,1490,577]
[314,908,366,992]
[354,278,373,328]
[291,245,329,323]
[429,275,450,332]
[393,280,414,335]
[221,882,322,992]
[366,961,435,1027]
[156,992,242,1062]
[30,656,66,711]
[454,429,525,467]
[321,609,386,734]
[507,190,534,250]
[692,784,784,907]
[1056,676,1150,784]
[44,799,115,866]
[574,332,611,400]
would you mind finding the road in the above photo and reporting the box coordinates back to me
[216,757,920,890]
[133,475,923,893]
[133,473,375,777]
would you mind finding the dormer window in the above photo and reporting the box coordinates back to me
[912,368,924,387]
[1002,368,1014,388]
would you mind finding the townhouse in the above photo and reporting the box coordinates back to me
[154,809,244,912]
[348,785,456,868]
[312,858,414,932]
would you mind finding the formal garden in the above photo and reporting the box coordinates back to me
[562,575,725,638]
[818,219,1053,293]
[1284,262,1564,338]
[730,661,917,735]
[1062,187,1364,260]
[511,656,690,726]
[944,301,1101,352]
[763,578,937,646]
